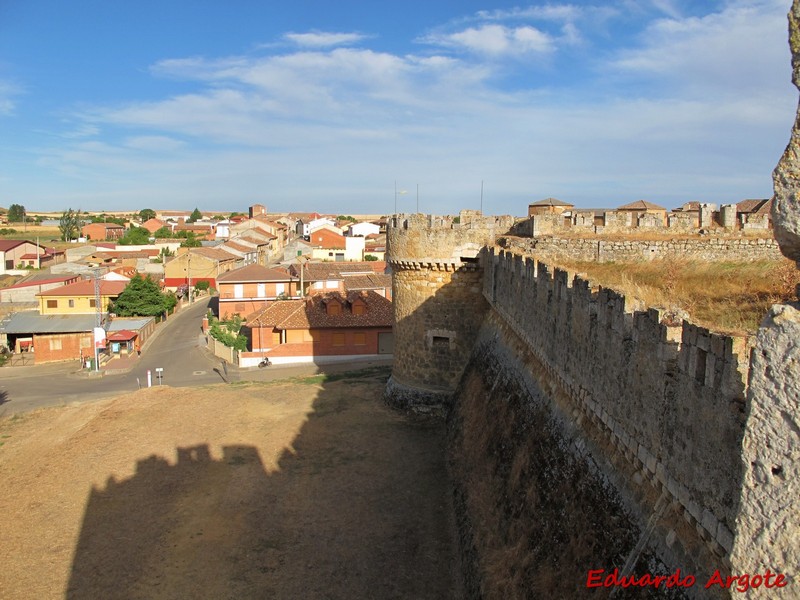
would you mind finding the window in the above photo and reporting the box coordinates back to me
[353,303,365,315]
[234,284,243,299]
[325,280,338,289]
[80,336,91,349]
[314,281,323,289]
[327,301,342,315]
[46,300,57,309]
[49,338,62,351]
[332,332,345,346]
[432,336,450,348]
[68,299,75,308]
[353,332,366,345]
[89,299,97,308]
[257,283,266,297]
[275,283,285,296]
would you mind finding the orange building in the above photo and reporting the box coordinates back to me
[216,264,299,319]
[243,291,393,366]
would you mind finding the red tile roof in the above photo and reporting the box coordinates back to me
[246,291,392,329]
[217,264,294,283]
[617,200,666,211]
[37,279,128,297]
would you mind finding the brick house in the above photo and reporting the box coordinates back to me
[81,222,126,241]
[242,290,393,366]
[216,264,299,319]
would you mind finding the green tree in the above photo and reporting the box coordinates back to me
[118,226,151,245]
[109,274,176,317]
[152,226,174,238]
[7,203,25,223]
[188,208,203,223]
[59,208,82,241]
[139,208,156,221]
[208,315,248,351]
[180,233,202,247]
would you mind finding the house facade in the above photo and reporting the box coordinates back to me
[163,247,241,289]
[216,264,299,319]
[242,290,393,366]
[37,280,127,315]
[0,240,51,273]
[81,222,126,241]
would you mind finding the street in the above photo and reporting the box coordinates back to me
[0,298,392,417]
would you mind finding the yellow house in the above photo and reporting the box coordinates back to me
[37,279,128,315]
[163,247,241,289]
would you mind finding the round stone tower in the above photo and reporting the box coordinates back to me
[385,211,511,410]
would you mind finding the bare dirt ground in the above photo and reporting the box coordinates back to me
[0,369,460,599]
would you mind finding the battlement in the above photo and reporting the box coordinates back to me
[386,211,515,264]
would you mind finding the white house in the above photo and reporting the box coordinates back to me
[347,222,381,237]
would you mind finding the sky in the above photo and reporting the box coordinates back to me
[0,0,797,217]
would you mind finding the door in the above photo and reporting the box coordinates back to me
[378,332,394,354]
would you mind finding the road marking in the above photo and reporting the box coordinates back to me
[193,370,207,376]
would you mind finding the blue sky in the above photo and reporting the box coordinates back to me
[0,0,796,216]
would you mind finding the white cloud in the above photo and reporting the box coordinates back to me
[422,24,555,56]
[609,0,793,98]
[124,135,186,152]
[283,31,367,48]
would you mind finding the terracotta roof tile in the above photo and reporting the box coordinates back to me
[37,279,128,297]
[247,291,392,329]
[217,264,294,283]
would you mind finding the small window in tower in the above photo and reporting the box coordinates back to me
[432,336,450,347]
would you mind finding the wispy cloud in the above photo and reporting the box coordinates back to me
[0,80,21,116]
[609,0,792,97]
[422,24,555,56]
[283,31,368,48]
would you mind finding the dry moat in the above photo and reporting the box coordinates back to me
[0,368,462,599]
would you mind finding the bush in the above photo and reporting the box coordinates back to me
[195,280,210,292]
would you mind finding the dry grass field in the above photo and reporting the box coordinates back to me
[552,257,799,334]
[0,370,460,599]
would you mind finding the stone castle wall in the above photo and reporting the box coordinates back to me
[502,235,783,263]
[483,249,750,561]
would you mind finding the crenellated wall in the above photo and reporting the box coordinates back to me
[501,235,783,263]
[483,248,750,558]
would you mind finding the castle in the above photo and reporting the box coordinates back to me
[383,4,800,593]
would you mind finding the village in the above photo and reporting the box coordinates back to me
[0,194,778,374]
[0,203,395,373]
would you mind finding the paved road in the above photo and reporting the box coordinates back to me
[0,299,393,417]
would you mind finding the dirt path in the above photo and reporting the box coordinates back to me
[0,370,460,599]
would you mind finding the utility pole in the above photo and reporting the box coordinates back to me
[187,252,193,304]
[92,268,103,372]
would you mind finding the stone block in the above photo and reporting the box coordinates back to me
[716,522,734,554]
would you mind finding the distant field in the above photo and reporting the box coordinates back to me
[0,224,62,241]
[551,257,798,335]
